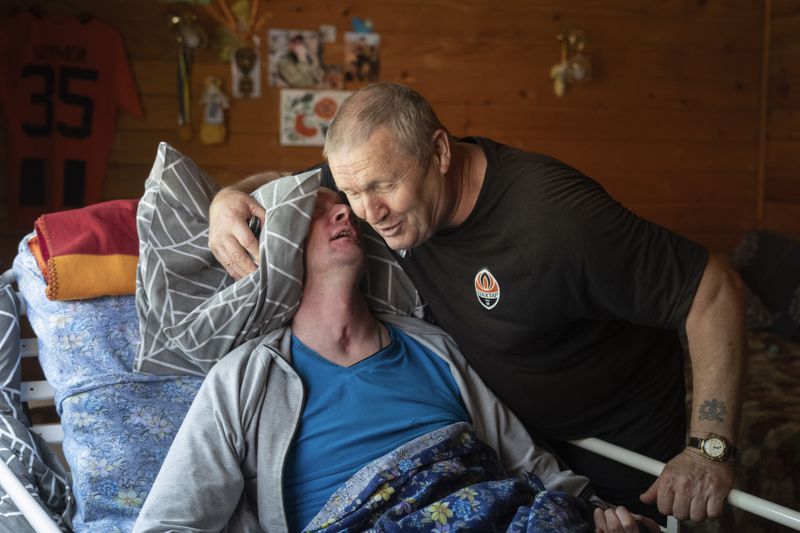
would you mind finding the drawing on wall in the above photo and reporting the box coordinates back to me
[280,89,351,146]
[268,29,325,88]
[344,32,380,83]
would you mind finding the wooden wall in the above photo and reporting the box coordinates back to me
[764,0,800,237]
[0,0,770,266]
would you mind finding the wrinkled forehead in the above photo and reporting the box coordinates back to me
[328,128,413,179]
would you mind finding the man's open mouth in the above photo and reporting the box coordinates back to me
[332,228,355,240]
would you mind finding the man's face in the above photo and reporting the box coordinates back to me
[304,188,365,277]
[328,127,444,251]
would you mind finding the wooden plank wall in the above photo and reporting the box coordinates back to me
[764,0,800,237]
[0,0,767,266]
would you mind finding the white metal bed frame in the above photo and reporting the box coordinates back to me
[2,276,799,532]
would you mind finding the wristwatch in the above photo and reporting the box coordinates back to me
[688,433,736,463]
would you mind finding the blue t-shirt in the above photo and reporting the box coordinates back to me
[282,324,470,531]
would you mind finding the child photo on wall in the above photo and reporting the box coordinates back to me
[268,29,325,88]
[344,32,380,84]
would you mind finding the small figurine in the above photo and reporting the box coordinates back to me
[200,76,231,144]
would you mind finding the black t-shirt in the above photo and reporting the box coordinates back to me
[320,137,708,448]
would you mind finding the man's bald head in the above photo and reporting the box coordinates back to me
[323,82,447,167]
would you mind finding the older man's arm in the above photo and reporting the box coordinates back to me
[208,171,289,279]
[640,254,747,522]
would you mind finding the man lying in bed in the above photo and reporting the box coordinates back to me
[133,188,657,533]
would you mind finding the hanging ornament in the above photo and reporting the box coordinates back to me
[204,0,270,99]
[232,36,261,98]
[166,7,207,139]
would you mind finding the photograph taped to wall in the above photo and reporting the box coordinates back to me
[280,89,351,146]
[319,24,337,44]
[268,29,325,88]
[344,32,380,84]
[324,65,344,90]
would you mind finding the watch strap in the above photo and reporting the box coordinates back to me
[688,436,704,452]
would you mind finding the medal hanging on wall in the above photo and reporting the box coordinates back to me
[177,44,193,140]
[203,0,269,99]
[166,7,207,140]
[232,35,261,98]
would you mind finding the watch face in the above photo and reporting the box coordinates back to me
[703,437,726,458]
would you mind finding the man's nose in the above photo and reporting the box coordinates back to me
[332,203,352,222]
[362,193,387,225]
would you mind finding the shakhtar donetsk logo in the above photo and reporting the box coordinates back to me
[474,268,500,310]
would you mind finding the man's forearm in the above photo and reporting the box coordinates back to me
[684,256,747,446]
[640,255,745,520]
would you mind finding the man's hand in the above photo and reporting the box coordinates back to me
[640,448,734,521]
[593,506,660,533]
[208,187,265,279]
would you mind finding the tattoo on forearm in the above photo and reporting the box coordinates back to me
[698,399,727,422]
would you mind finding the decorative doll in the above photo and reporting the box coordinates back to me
[200,76,230,144]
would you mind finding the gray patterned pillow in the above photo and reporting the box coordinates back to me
[0,280,26,424]
[360,225,426,318]
[0,279,72,530]
[136,143,423,376]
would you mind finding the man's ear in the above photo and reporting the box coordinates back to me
[431,129,452,175]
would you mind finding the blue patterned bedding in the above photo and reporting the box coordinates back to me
[308,422,592,532]
[13,236,202,532]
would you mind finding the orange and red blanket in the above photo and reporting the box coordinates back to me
[29,199,139,301]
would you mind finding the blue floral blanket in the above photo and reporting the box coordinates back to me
[306,422,592,532]
[13,237,202,532]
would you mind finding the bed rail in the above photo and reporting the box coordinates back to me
[2,268,62,529]
[20,337,64,444]
[0,459,62,533]
[569,437,800,532]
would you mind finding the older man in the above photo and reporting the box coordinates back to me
[208,83,746,524]
[134,187,655,533]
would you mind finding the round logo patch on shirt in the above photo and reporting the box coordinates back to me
[474,268,500,310]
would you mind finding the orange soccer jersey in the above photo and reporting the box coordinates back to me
[0,11,142,228]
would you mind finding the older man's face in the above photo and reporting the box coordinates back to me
[304,188,365,277]
[328,127,444,251]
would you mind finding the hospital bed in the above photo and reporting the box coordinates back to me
[3,253,799,532]
[2,163,799,532]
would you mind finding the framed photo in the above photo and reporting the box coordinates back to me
[268,29,325,88]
